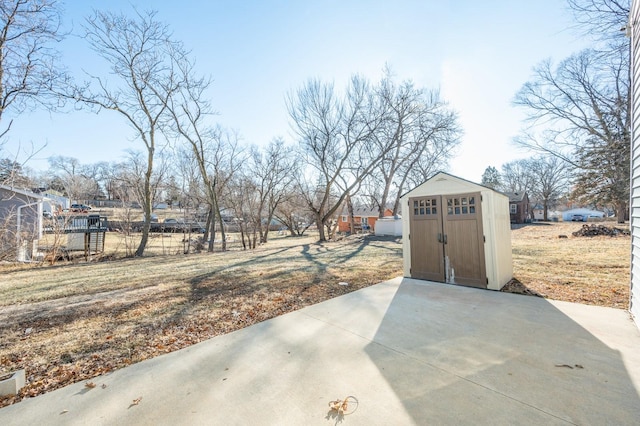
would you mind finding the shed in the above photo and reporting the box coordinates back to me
[374,215,402,237]
[401,172,512,290]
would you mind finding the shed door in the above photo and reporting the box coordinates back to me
[409,196,445,281]
[409,192,487,288]
[443,193,486,288]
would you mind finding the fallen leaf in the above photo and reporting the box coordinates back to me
[132,397,142,405]
[60,409,68,414]
[85,382,96,389]
[328,396,358,415]
[101,384,107,389]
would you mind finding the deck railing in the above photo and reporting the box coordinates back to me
[43,214,109,234]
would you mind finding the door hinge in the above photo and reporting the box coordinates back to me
[481,195,483,202]
[408,233,410,240]
[483,235,486,243]
[486,277,489,284]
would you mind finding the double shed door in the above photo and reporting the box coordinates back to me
[409,192,487,288]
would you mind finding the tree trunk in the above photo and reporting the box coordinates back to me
[203,208,214,252]
[617,200,627,224]
[135,146,154,257]
[316,213,326,241]
[261,211,275,243]
[212,191,227,251]
[346,193,355,234]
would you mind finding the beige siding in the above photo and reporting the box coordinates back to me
[631,0,640,325]
[485,192,513,290]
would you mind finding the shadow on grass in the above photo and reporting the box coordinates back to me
[511,221,553,230]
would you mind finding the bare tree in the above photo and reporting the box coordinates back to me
[162,52,249,252]
[273,189,314,236]
[71,9,184,255]
[566,0,629,51]
[365,72,461,217]
[287,76,391,241]
[514,47,629,222]
[530,156,570,220]
[0,0,66,141]
[225,174,260,250]
[501,156,569,220]
[514,0,630,223]
[248,138,298,244]
[46,155,98,202]
[500,159,536,193]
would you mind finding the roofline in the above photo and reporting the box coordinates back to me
[0,184,45,200]
[399,170,504,199]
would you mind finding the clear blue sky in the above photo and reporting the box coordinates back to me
[3,0,587,182]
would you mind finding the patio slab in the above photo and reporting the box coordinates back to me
[0,277,638,425]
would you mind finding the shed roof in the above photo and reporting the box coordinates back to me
[402,171,501,198]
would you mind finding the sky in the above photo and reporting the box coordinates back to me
[3,0,589,183]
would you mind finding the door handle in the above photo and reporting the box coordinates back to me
[437,233,442,243]
[443,234,447,244]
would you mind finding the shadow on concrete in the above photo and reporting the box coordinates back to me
[363,278,640,424]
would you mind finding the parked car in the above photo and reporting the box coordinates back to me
[571,214,586,222]
[70,203,92,213]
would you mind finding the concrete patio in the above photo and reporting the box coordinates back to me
[1,277,639,425]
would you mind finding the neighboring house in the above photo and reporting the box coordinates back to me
[0,185,45,260]
[504,192,529,224]
[41,192,70,211]
[532,203,563,221]
[627,0,639,328]
[561,208,604,222]
[338,207,394,233]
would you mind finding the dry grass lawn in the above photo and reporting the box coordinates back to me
[0,233,402,407]
[510,221,630,308]
[0,221,631,408]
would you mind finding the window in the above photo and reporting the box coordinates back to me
[447,196,476,215]
[510,204,517,214]
[361,217,368,225]
[342,215,347,222]
[413,198,437,216]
